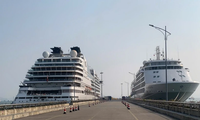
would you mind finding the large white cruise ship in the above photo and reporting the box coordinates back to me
[13,46,101,104]
[131,46,199,102]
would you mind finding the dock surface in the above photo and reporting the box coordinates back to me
[16,101,175,120]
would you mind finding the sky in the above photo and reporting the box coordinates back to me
[0,0,200,100]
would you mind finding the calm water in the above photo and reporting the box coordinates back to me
[0,101,13,105]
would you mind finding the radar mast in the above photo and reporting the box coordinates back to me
[156,46,161,60]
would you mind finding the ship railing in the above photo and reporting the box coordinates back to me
[28,69,83,72]
[32,64,82,67]
[23,79,81,82]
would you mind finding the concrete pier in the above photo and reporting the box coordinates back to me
[15,101,175,120]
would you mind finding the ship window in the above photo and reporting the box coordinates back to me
[37,59,42,62]
[26,97,32,99]
[41,97,46,99]
[62,59,70,62]
[72,59,79,62]
[54,97,60,98]
[44,59,51,62]
[57,67,61,70]
[153,71,155,73]
[157,76,159,78]
[62,96,68,98]
[172,78,175,81]
[62,67,67,70]
[156,71,159,73]
[19,97,25,99]
[53,59,61,62]
[153,76,156,78]
[168,66,171,69]
[153,81,156,83]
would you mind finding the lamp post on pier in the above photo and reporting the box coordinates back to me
[100,72,103,98]
[124,82,129,97]
[121,83,123,98]
[149,24,171,101]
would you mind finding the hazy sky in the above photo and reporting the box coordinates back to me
[0,0,200,100]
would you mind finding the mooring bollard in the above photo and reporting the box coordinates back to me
[70,106,72,112]
[127,104,130,110]
[63,108,66,114]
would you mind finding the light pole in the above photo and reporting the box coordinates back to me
[74,82,75,101]
[73,64,75,101]
[129,72,135,80]
[124,82,129,97]
[121,83,123,98]
[100,72,103,98]
[149,24,171,101]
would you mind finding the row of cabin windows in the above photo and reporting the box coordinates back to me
[16,96,79,99]
[30,72,83,76]
[134,82,145,90]
[34,64,82,67]
[153,76,160,78]
[37,59,81,63]
[136,73,144,79]
[145,61,180,66]
[153,71,159,73]
[134,77,144,87]
[134,88,145,94]
[145,66,183,70]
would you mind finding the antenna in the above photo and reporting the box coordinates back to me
[162,48,164,59]
[177,46,180,60]
[146,49,148,60]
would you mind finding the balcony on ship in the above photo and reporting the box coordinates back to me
[27,90,62,96]
[23,78,82,84]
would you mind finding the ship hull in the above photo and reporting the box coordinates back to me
[132,82,199,102]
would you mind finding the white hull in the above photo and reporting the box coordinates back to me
[132,82,199,102]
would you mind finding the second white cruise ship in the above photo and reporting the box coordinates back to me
[13,46,101,104]
[131,46,199,102]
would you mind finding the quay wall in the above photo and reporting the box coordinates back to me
[126,99,200,120]
[0,100,98,120]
